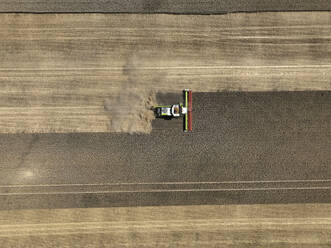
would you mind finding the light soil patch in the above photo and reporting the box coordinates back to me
[0,204,330,247]
[0,12,330,133]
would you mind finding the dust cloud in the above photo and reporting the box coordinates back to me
[104,89,156,134]
[103,56,158,134]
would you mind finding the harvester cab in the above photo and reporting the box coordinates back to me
[154,89,192,132]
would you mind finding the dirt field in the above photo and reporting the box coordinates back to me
[1,0,330,13]
[0,12,330,133]
[0,11,330,248]
[0,204,330,247]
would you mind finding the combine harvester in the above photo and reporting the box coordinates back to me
[154,89,193,132]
